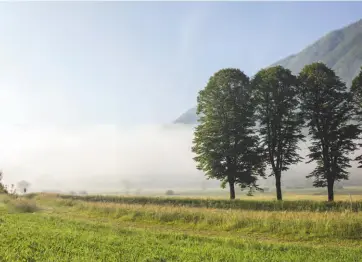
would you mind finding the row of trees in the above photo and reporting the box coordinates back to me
[192,63,362,201]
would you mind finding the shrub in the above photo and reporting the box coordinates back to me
[7,198,39,213]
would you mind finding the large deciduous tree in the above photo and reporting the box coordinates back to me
[252,66,304,200]
[351,67,362,109]
[192,68,265,200]
[298,62,360,201]
[351,67,362,167]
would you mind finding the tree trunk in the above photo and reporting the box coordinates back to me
[275,174,282,201]
[229,181,235,200]
[327,179,334,202]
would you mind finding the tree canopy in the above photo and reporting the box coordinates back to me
[192,68,265,199]
[351,67,362,168]
[252,66,304,200]
[351,66,362,109]
[298,62,360,201]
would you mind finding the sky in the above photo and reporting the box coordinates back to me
[0,2,361,126]
[1,2,362,191]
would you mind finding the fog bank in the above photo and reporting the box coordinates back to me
[0,124,206,193]
[0,124,361,194]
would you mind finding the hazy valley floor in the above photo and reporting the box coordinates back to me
[1,193,362,261]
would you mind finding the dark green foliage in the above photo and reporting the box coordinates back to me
[351,66,362,108]
[252,66,304,200]
[351,67,362,168]
[192,68,265,199]
[298,62,361,201]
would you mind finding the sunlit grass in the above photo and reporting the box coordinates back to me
[56,193,362,212]
[1,214,361,262]
[48,197,362,240]
[2,193,362,261]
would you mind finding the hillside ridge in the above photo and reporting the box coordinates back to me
[174,18,362,124]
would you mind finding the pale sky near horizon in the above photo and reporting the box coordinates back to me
[1,2,362,126]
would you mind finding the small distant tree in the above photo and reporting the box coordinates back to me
[298,62,360,201]
[165,190,175,196]
[17,180,31,194]
[192,68,266,200]
[252,66,304,200]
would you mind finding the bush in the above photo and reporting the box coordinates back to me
[7,198,39,213]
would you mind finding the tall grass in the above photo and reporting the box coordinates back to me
[52,197,362,240]
[58,194,362,212]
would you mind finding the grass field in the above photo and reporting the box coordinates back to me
[1,193,362,261]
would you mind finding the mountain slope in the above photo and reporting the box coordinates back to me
[173,107,198,124]
[175,19,362,124]
[272,18,362,87]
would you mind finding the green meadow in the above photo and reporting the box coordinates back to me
[1,193,362,261]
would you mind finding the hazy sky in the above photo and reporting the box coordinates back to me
[0,2,361,126]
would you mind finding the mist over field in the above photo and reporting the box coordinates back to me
[0,123,361,194]
[0,124,202,192]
